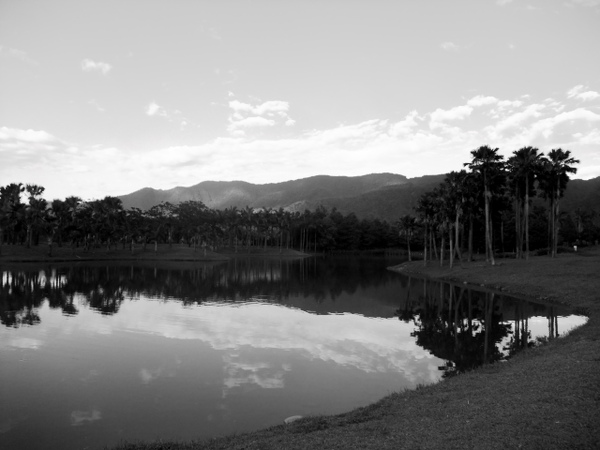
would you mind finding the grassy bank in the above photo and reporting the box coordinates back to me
[0,244,308,263]
[108,246,600,450]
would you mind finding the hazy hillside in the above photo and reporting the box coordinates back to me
[118,173,598,223]
[119,173,414,215]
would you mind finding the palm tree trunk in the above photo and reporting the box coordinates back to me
[423,226,428,266]
[454,213,461,261]
[440,233,445,267]
[515,198,521,258]
[468,215,473,262]
[485,187,495,265]
[524,174,530,259]
[449,225,454,268]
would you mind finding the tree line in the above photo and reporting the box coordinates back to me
[400,145,597,266]
[1,145,596,259]
[0,184,399,255]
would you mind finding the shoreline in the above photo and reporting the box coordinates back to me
[0,244,309,264]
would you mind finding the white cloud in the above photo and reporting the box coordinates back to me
[0,45,39,65]
[568,0,600,6]
[4,87,600,200]
[497,99,524,109]
[567,85,600,101]
[440,42,459,51]
[230,116,275,129]
[487,103,546,138]
[526,108,600,140]
[0,127,56,143]
[227,95,295,136]
[467,95,498,107]
[496,0,514,5]
[429,105,473,129]
[146,102,163,117]
[389,110,420,136]
[145,101,191,129]
[81,58,112,75]
[88,99,106,113]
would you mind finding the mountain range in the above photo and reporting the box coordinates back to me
[118,173,600,223]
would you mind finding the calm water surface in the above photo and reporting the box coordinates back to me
[0,256,586,449]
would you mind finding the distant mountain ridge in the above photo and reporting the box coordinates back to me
[118,173,599,223]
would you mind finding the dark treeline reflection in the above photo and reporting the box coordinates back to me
[396,275,570,378]
[1,257,577,376]
[0,257,402,323]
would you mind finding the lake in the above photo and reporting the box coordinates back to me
[0,256,586,450]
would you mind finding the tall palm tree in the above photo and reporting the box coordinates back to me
[443,170,469,264]
[539,149,579,257]
[507,147,543,259]
[398,214,417,262]
[25,184,47,248]
[465,145,504,265]
[415,191,437,266]
[0,183,25,252]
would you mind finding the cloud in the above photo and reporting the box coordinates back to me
[4,86,600,201]
[487,103,546,138]
[389,110,420,136]
[429,105,473,129]
[0,127,57,144]
[88,99,106,113]
[91,300,443,392]
[0,45,39,65]
[440,42,459,51]
[467,95,498,107]
[81,58,112,75]
[525,108,600,140]
[496,0,514,5]
[145,101,191,129]
[567,85,600,101]
[230,116,275,128]
[568,0,600,6]
[146,102,164,117]
[70,409,102,426]
[227,95,295,136]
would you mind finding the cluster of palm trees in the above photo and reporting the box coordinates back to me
[0,185,399,255]
[400,145,581,266]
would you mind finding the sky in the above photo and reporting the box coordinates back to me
[1,0,599,201]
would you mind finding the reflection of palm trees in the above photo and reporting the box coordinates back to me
[407,280,519,378]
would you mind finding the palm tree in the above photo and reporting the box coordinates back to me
[465,146,505,265]
[24,184,47,248]
[443,170,469,264]
[507,147,543,259]
[415,190,437,266]
[539,149,579,257]
[398,214,417,261]
[0,183,25,252]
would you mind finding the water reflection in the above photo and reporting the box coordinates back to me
[0,257,586,450]
[393,275,579,378]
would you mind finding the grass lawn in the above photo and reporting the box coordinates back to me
[0,243,307,263]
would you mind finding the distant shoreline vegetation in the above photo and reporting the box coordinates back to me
[1,145,598,259]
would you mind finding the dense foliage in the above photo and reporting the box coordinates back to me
[0,186,398,254]
[406,146,599,266]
